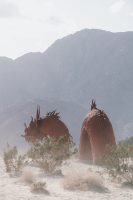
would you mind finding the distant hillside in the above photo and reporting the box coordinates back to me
[0,29,133,145]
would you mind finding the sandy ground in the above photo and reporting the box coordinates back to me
[0,157,133,200]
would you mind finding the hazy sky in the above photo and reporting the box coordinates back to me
[0,0,133,58]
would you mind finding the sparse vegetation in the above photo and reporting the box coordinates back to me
[3,135,77,176]
[119,137,133,157]
[100,142,133,186]
[119,137,133,145]
[31,181,49,194]
[3,145,25,176]
[27,135,77,174]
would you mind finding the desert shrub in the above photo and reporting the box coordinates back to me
[119,137,133,157]
[119,137,133,146]
[31,181,49,194]
[27,135,77,174]
[3,144,25,176]
[101,144,133,185]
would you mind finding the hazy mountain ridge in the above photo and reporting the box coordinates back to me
[0,29,133,145]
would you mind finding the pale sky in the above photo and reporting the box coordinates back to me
[0,0,133,58]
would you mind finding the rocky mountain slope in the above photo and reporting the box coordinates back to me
[0,29,133,146]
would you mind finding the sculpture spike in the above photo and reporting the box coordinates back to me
[36,106,38,120]
[38,105,40,119]
[91,99,97,110]
[36,105,40,120]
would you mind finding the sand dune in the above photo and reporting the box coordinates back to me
[0,157,133,200]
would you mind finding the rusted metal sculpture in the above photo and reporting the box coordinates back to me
[79,100,116,163]
[22,106,70,143]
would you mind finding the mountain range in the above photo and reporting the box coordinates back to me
[0,29,133,149]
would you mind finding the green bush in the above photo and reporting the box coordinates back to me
[101,144,133,185]
[3,144,25,176]
[27,135,77,174]
[119,137,133,157]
